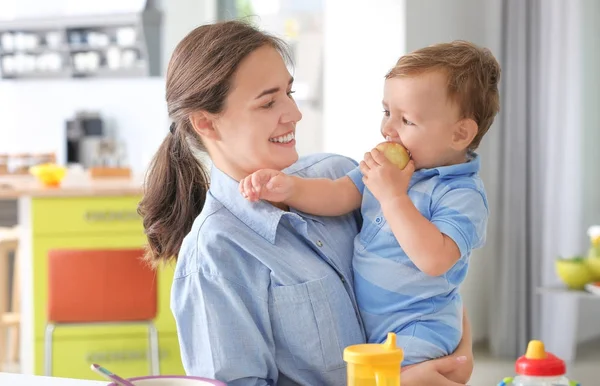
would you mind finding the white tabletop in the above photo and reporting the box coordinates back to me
[0,372,107,385]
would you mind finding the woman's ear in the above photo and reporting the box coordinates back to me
[452,118,478,151]
[189,111,219,140]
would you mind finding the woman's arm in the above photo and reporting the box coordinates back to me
[171,268,277,386]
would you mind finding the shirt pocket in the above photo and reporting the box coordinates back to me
[358,219,385,248]
[270,275,352,372]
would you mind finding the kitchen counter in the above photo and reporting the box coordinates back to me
[0,174,144,199]
[0,372,106,385]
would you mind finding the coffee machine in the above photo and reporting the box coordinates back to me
[65,111,104,168]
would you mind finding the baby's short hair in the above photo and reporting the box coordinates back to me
[386,41,501,150]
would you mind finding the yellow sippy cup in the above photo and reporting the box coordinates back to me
[343,333,404,386]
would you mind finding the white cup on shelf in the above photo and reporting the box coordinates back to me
[106,47,122,70]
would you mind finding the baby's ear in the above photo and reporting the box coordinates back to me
[451,118,478,150]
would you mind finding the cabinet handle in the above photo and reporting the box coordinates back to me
[84,210,139,222]
[85,349,169,363]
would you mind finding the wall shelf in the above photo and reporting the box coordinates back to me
[0,5,162,80]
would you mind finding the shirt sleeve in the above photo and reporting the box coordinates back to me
[171,265,276,385]
[346,166,365,194]
[430,188,488,257]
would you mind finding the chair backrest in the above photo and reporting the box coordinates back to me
[47,248,157,323]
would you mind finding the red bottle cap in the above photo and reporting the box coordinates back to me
[515,340,566,377]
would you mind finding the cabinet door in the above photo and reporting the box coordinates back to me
[35,334,185,379]
[33,234,177,341]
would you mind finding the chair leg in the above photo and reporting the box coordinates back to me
[8,324,19,363]
[147,321,160,375]
[0,325,6,371]
[44,324,55,376]
[0,242,9,371]
[9,249,19,364]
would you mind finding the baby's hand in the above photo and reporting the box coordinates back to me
[360,147,415,205]
[239,169,294,203]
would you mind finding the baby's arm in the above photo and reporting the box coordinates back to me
[287,175,362,216]
[239,169,362,216]
[381,188,488,276]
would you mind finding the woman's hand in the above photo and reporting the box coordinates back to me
[401,355,471,386]
[444,307,475,383]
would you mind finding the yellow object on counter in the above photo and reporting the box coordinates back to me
[29,163,67,187]
[344,333,403,386]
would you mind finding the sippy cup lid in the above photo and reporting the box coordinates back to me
[343,333,404,365]
[515,340,566,377]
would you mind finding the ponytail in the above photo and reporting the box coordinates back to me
[138,122,209,267]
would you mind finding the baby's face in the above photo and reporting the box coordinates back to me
[380,71,465,170]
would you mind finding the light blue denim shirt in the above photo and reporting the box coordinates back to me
[171,154,366,386]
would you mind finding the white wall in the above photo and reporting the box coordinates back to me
[0,79,167,173]
[404,0,503,344]
[322,0,406,162]
[159,0,217,74]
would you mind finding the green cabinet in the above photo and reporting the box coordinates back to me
[30,196,184,379]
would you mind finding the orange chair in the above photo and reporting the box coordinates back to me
[45,248,159,376]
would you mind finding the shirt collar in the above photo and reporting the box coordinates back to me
[209,165,285,244]
[209,165,323,244]
[414,152,481,179]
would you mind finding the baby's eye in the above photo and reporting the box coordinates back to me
[402,117,415,126]
[382,110,390,117]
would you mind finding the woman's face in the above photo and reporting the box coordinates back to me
[202,45,302,181]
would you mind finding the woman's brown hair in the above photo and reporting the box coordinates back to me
[138,20,289,267]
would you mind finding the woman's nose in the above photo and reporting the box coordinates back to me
[283,99,303,124]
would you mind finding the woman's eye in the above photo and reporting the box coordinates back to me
[287,90,296,97]
[262,100,275,109]
[402,117,415,126]
[382,109,390,117]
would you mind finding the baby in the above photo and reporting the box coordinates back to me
[240,40,500,365]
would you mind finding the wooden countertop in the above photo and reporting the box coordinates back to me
[0,173,144,198]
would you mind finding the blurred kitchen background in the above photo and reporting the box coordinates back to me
[0,0,599,384]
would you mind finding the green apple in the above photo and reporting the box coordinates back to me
[375,142,410,169]
[556,257,594,290]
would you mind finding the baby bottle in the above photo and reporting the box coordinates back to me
[498,340,579,386]
[343,332,403,386]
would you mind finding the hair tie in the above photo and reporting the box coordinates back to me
[169,122,176,134]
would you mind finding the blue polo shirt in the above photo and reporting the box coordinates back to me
[347,153,488,365]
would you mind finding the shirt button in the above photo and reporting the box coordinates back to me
[316,240,323,247]
[375,217,382,223]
